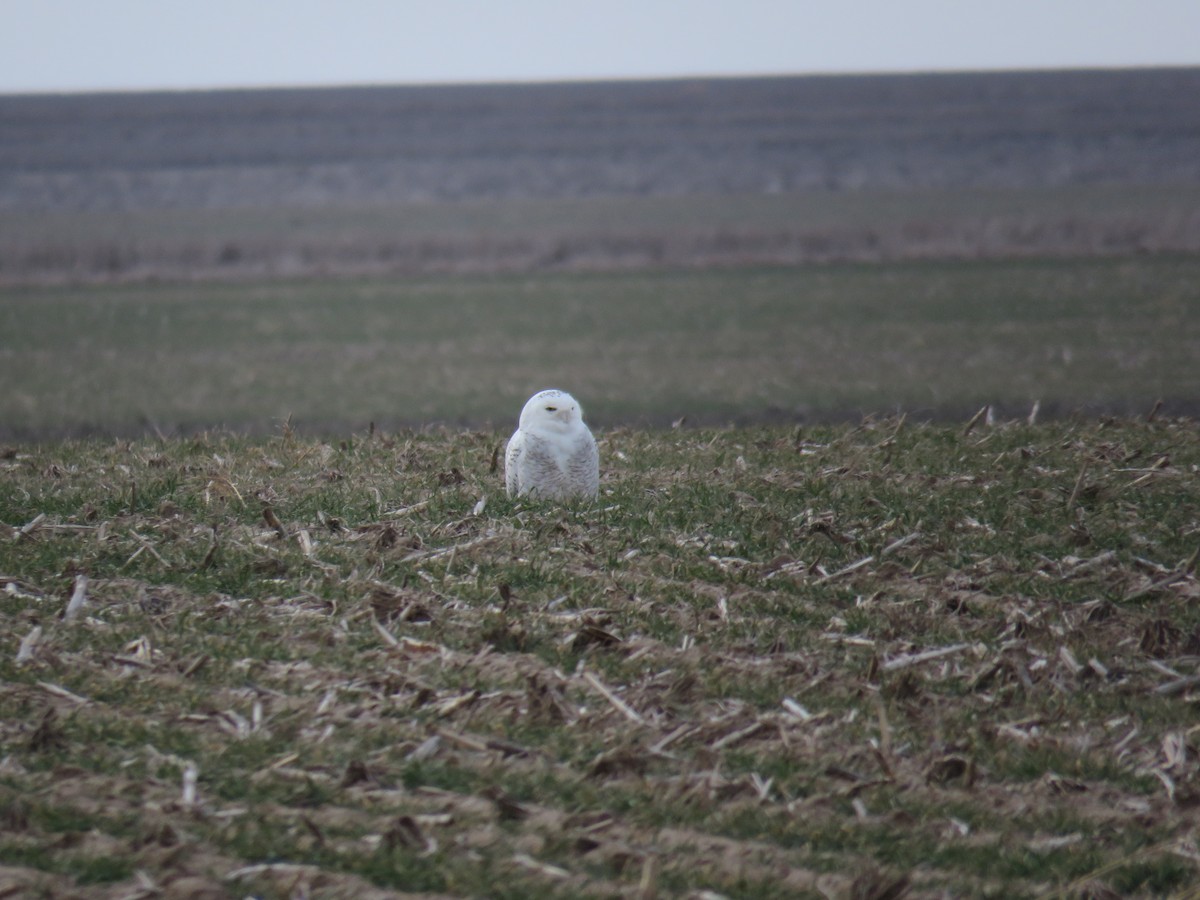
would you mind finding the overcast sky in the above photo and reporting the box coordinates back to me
[2,0,1198,94]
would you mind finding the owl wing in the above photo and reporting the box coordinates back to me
[504,429,524,498]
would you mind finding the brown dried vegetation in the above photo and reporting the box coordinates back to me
[2,417,1200,897]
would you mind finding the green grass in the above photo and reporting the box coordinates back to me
[2,256,1199,438]
[1,418,1199,896]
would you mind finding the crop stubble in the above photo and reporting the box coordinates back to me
[2,417,1200,896]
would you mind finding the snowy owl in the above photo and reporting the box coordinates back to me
[505,389,599,500]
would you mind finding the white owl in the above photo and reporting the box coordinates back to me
[505,389,599,500]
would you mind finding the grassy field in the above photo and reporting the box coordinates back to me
[2,417,1200,897]
[3,255,1200,439]
[6,71,1199,897]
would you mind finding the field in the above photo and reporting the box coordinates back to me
[3,68,1200,897]
[2,417,1200,898]
[5,184,1200,284]
[4,255,1200,440]
[5,70,1199,434]
[7,70,1200,214]
[5,69,1200,283]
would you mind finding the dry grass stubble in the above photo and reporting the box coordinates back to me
[2,417,1200,897]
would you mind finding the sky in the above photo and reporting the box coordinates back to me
[2,0,1198,94]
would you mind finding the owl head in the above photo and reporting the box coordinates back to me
[519,389,584,432]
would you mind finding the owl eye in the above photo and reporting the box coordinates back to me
[545,406,557,412]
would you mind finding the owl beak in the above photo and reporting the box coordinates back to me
[556,407,573,423]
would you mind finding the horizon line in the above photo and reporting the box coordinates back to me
[3,62,1199,99]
